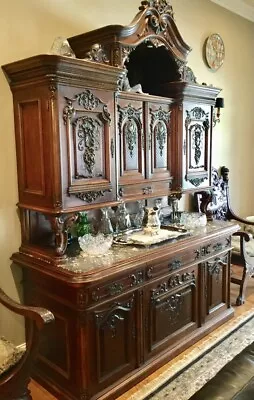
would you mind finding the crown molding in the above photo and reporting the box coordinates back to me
[210,0,254,22]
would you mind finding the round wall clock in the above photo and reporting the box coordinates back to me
[205,33,225,71]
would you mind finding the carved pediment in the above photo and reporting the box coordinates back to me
[68,0,191,68]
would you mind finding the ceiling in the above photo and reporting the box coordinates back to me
[210,0,254,22]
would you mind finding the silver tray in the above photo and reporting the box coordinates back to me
[113,226,190,247]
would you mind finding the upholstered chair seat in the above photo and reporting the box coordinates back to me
[0,287,54,400]
[0,337,24,376]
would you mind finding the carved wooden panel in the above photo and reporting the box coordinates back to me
[62,88,116,206]
[206,254,228,315]
[144,267,198,360]
[117,96,145,185]
[147,102,172,182]
[86,292,137,395]
[14,87,55,209]
[182,103,212,189]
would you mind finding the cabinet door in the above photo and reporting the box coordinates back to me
[117,97,145,186]
[144,266,199,360]
[60,87,116,207]
[84,292,138,396]
[182,103,212,189]
[146,101,172,185]
[202,253,230,323]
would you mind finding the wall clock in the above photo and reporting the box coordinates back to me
[205,33,225,71]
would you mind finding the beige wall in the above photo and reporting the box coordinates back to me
[0,0,253,344]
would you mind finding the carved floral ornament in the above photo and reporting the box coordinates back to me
[139,0,174,18]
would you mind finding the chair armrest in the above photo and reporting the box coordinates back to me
[233,231,252,242]
[0,288,54,330]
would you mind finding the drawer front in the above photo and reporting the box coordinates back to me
[145,235,232,281]
[118,180,172,201]
[88,268,145,305]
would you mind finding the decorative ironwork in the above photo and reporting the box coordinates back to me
[76,190,110,203]
[84,43,109,64]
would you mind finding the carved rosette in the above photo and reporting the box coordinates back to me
[118,104,143,156]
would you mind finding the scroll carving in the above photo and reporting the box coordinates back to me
[49,213,78,256]
[151,271,196,301]
[84,43,109,64]
[95,296,134,338]
[75,190,111,203]
[189,177,206,187]
[129,271,144,286]
[139,0,173,14]
[176,61,197,83]
[75,116,101,176]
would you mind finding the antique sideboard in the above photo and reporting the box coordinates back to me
[2,1,239,399]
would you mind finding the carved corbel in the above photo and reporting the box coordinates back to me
[49,213,79,256]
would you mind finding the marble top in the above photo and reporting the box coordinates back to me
[57,221,238,275]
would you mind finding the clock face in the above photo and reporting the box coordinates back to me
[205,33,225,71]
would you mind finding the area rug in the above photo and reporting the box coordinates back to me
[126,310,254,400]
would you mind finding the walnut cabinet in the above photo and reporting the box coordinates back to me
[2,1,233,400]
[13,222,237,400]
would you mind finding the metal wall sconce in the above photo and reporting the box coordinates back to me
[213,97,224,127]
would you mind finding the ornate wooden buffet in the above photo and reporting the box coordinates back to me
[2,1,239,399]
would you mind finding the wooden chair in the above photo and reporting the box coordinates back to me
[0,287,54,400]
[196,166,254,306]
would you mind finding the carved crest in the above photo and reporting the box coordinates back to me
[139,0,174,18]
